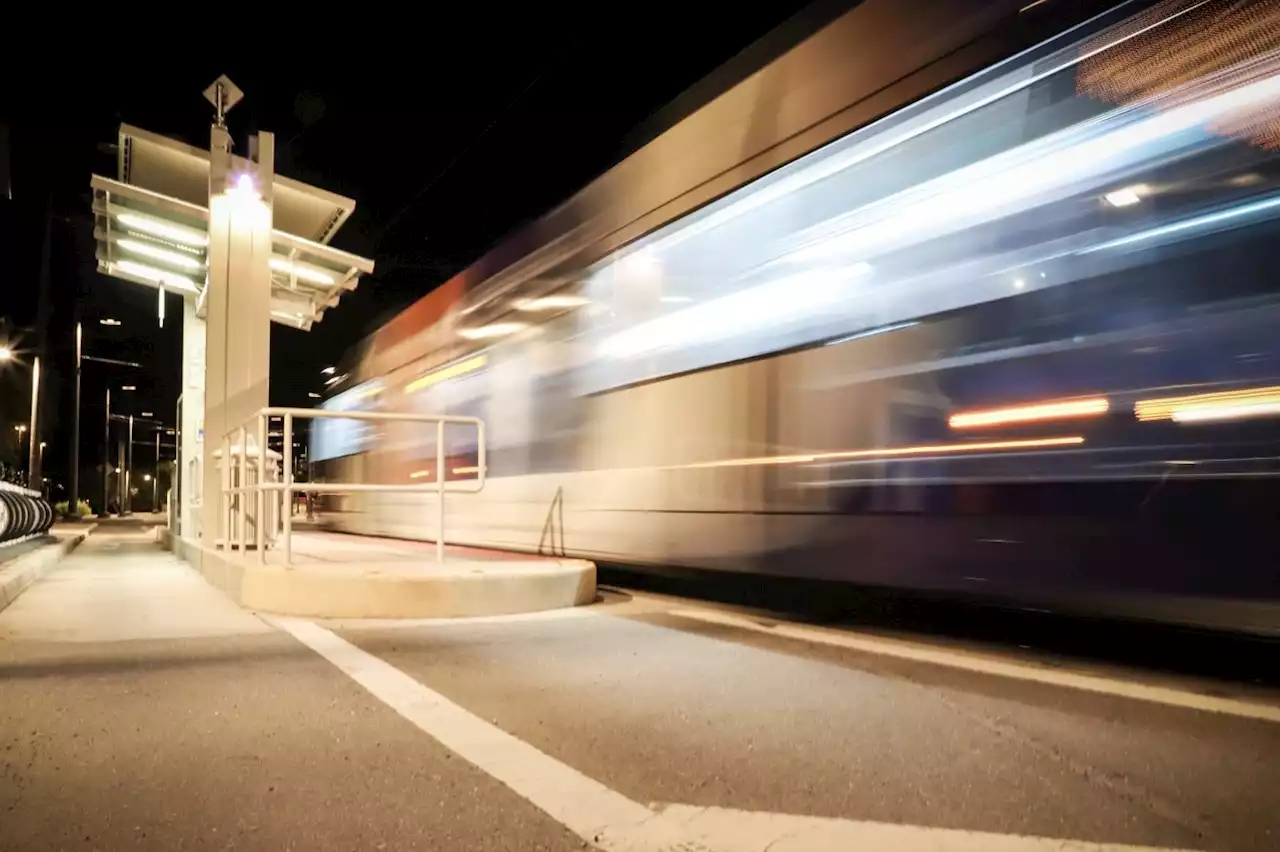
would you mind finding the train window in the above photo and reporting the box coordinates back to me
[578,2,1280,395]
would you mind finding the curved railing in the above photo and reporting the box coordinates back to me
[0,481,55,545]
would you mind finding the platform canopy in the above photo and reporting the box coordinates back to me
[90,124,374,330]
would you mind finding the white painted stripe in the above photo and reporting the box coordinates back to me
[277,616,1212,852]
[272,616,717,852]
[669,608,1280,723]
[651,805,1200,852]
[323,607,597,631]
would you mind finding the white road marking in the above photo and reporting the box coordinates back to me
[272,616,716,852]
[275,616,1208,852]
[651,805,1200,852]
[668,608,1280,723]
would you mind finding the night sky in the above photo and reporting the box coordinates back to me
[0,2,823,497]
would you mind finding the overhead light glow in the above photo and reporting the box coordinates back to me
[115,212,209,247]
[99,318,122,326]
[113,260,199,293]
[458,323,527,340]
[0,346,12,361]
[141,412,153,417]
[949,397,1110,429]
[117,238,203,270]
[321,366,336,375]
[308,392,321,399]
[1103,185,1146,207]
[269,257,336,285]
[121,386,136,391]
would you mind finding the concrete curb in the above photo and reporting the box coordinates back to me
[240,559,598,620]
[0,525,96,615]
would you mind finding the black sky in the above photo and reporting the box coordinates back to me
[0,3,821,495]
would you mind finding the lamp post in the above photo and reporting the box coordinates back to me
[70,322,81,516]
[27,356,40,484]
[14,425,28,480]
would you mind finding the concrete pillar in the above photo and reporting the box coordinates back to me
[180,299,205,541]
[199,124,274,548]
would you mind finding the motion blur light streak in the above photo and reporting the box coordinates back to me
[514,296,591,311]
[405,354,489,394]
[458,323,528,340]
[667,436,1086,470]
[1103,186,1145,207]
[1172,401,1280,423]
[949,398,1110,429]
[1078,0,1280,150]
[1087,193,1280,252]
[1135,385,1280,422]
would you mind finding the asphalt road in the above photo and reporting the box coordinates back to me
[1,522,1277,851]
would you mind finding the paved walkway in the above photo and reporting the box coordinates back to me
[2,521,1277,851]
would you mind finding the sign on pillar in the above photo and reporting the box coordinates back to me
[199,80,275,549]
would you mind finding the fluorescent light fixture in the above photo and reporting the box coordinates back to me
[99,318,122,326]
[308,392,321,399]
[1103,186,1145,207]
[324,373,348,386]
[141,412,153,417]
[270,257,336,285]
[321,366,336,375]
[458,323,527,340]
[514,295,590,311]
[121,385,136,391]
[115,212,209,247]
[113,260,199,293]
[117,238,203,270]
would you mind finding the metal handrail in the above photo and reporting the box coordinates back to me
[219,406,486,564]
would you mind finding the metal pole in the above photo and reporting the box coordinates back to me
[27,356,40,483]
[126,415,134,515]
[103,387,110,515]
[154,429,160,513]
[282,413,293,564]
[70,322,81,517]
[436,419,445,565]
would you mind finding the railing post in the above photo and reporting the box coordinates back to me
[256,412,267,562]
[283,413,294,564]
[436,419,445,564]
[237,426,247,553]
[220,435,231,550]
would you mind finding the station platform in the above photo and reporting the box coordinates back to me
[164,526,596,620]
[4,518,1278,852]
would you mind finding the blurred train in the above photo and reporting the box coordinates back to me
[312,0,1280,634]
